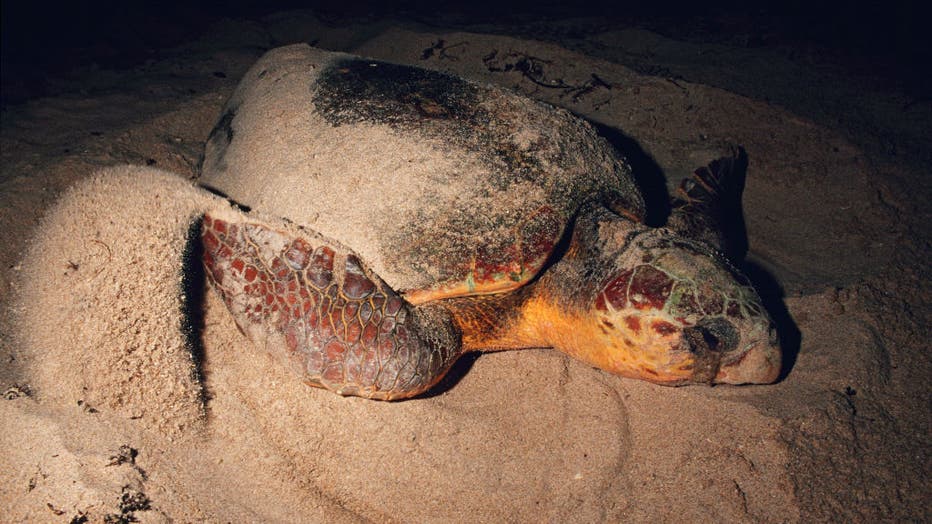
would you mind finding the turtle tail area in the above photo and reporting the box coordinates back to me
[666,146,749,260]
[201,212,462,400]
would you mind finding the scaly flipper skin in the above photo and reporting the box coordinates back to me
[201,214,461,400]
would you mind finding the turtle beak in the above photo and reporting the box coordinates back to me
[714,325,781,385]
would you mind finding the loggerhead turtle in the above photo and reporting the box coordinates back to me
[198,45,780,400]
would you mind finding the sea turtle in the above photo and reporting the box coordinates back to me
[198,45,781,400]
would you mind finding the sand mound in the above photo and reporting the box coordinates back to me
[13,166,221,436]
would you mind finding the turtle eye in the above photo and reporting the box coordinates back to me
[698,327,723,352]
[683,318,738,355]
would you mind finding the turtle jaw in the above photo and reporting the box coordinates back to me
[577,314,781,386]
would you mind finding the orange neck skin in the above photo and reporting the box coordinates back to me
[444,287,694,384]
[443,286,601,353]
[441,290,544,352]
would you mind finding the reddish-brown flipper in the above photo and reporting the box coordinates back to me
[201,213,461,400]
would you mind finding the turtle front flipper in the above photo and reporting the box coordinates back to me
[201,212,462,400]
[666,147,748,259]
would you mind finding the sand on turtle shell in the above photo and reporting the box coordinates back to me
[1,11,928,523]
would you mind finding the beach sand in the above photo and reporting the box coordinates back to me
[1,10,928,522]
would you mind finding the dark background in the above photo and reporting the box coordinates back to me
[2,1,930,105]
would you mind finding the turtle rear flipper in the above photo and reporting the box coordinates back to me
[666,147,748,260]
[201,212,462,400]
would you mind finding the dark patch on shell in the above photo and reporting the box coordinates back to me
[313,58,554,192]
[314,60,481,126]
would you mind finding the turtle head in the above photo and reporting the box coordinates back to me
[577,227,781,385]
